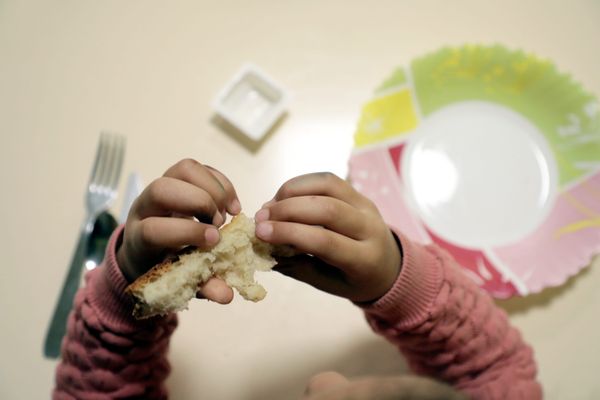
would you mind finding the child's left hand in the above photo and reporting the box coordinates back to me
[254,172,401,303]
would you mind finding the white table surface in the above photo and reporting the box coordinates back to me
[1,1,599,399]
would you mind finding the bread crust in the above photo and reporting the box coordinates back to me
[126,246,195,295]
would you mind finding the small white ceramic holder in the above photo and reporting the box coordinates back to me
[213,64,289,142]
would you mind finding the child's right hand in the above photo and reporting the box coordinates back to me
[254,172,402,303]
[116,159,241,303]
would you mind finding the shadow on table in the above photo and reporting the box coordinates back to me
[495,256,597,315]
[210,113,288,154]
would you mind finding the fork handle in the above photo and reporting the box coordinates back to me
[43,229,90,359]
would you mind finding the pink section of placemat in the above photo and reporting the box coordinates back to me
[493,171,600,293]
[426,228,518,298]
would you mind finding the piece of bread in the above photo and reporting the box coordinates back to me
[125,213,292,319]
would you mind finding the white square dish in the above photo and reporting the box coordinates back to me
[213,64,289,141]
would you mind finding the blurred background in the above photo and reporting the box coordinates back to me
[1,1,599,399]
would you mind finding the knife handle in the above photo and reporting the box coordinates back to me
[43,230,89,359]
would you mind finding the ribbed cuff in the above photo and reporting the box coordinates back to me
[87,225,165,332]
[361,230,443,329]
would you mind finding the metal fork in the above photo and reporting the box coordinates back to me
[44,132,126,359]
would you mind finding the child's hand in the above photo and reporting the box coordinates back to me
[254,173,401,303]
[116,159,242,303]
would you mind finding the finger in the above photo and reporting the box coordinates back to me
[134,177,220,224]
[196,278,234,304]
[256,196,368,240]
[133,216,220,252]
[256,220,360,271]
[204,165,242,215]
[163,159,232,213]
[273,173,371,209]
[304,371,349,397]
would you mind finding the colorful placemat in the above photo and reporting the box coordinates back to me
[349,45,600,298]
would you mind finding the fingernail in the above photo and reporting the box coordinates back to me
[213,212,224,226]
[215,291,230,304]
[262,199,275,208]
[254,208,269,223]
[205,227,220,246]
[255,222,273,239]
[229,198,241,215]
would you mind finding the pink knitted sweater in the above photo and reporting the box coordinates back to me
[53,227,542,399]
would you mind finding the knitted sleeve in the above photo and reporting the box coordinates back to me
[363,232,542,400]
[53,226,178,400]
